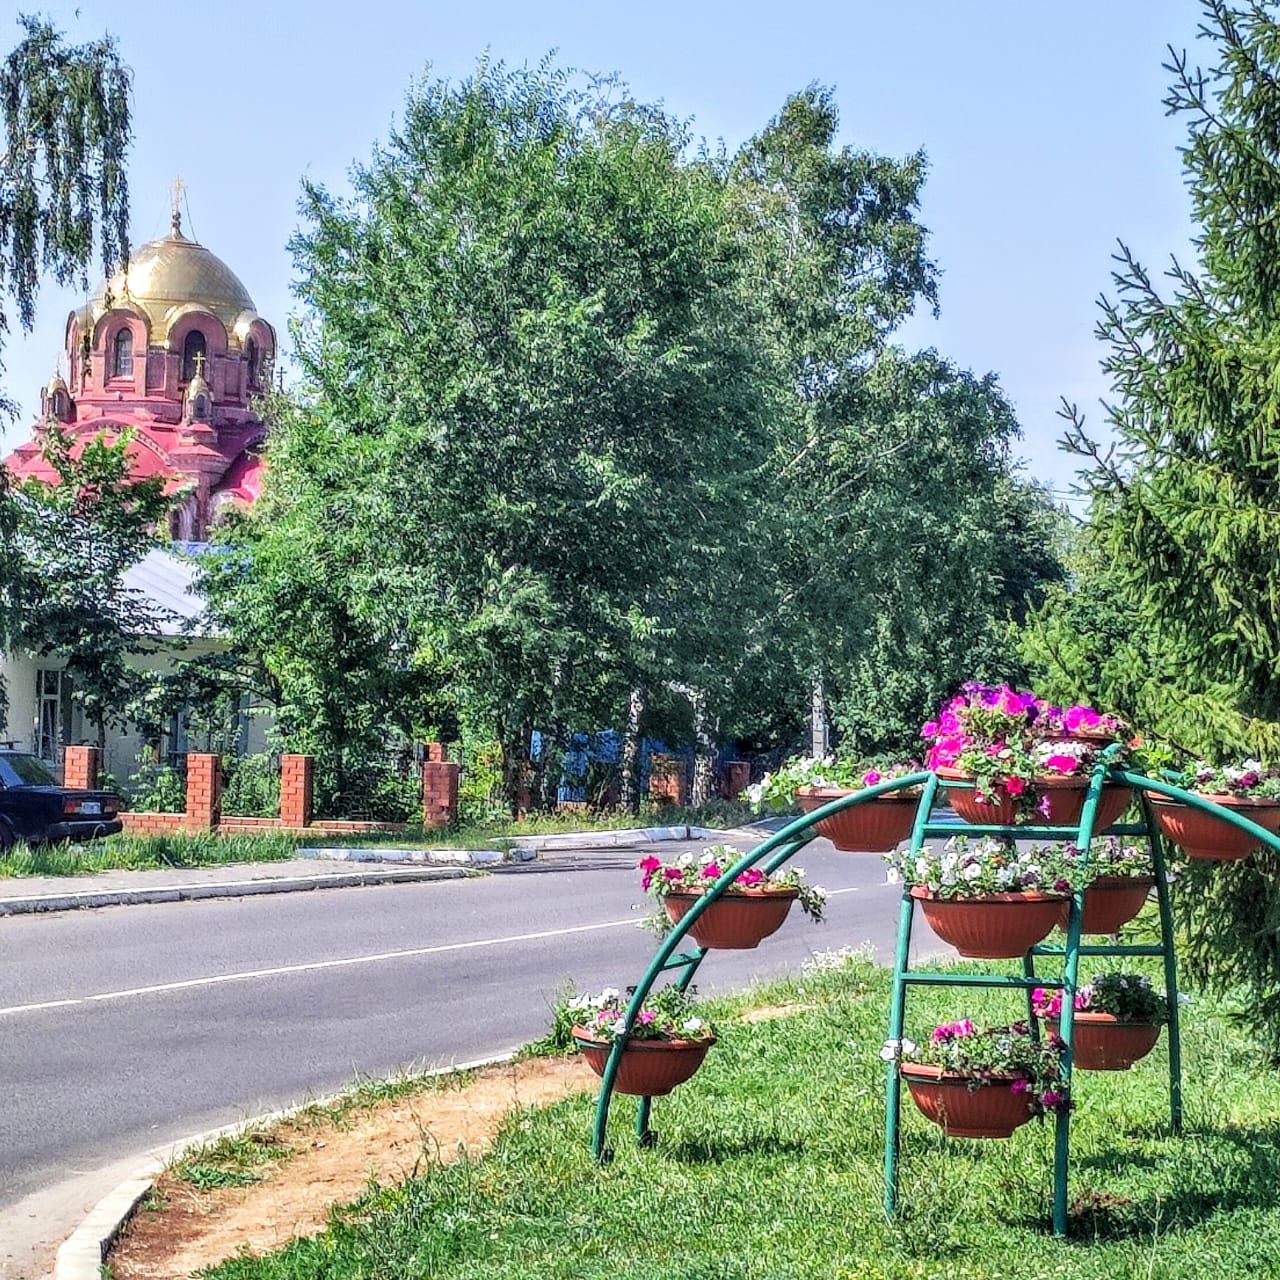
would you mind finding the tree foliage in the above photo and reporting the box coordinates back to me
[0,15,131,417]
[1037,0,1280,1058]
[15,425,170,746]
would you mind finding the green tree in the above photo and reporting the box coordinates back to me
[207,62,776,811]
[730,90,1058,756]
[1048,0,1280,1057]
[0,15,131,419]
[16,425,169,747]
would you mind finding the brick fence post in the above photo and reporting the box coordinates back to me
[280,754,314,828]
[63,745,101,791]
[421,743,460,829]
[184,753,222,831]
[719,760,750,801]
[648,754,690,806]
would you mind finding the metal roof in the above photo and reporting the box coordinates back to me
[120,547,211,637]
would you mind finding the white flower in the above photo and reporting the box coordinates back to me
[677,852,695,868]
[915,856,931,879]
[611,1018,628,1036]
[600,987,619,1002]
[901,1037,917,1056]
[879,1039,901,1061]
[963,862,983,880]
[812,884,827,897]
[886,867,900,884]
[746,783,763,805]
[681,1017,705,1033]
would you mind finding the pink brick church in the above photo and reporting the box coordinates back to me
[1,210,277,779]
[7,206,276,540]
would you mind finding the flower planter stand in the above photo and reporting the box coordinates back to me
[587,764,1271,1237]
[663,887,797,949]
[1042,1014,1161,1071]
[795,787,917,852]
[899,1064,1036,1138]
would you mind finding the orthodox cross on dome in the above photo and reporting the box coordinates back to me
[170,176,185,236]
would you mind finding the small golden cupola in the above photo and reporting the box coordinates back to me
[41,369,72,423]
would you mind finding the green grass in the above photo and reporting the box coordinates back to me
[0,832,301,878]
[201,953,1280,1280]
[174,1131,296,1191]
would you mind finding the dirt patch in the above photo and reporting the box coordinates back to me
[736,1002,817,1024]
[110,1056,596,1279]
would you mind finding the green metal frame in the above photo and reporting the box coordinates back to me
[589,760,1280,1237]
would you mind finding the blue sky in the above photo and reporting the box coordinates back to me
[4,1,1204,494]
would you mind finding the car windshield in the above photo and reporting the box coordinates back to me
[0,753,58,787]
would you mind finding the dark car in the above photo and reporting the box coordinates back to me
[0,751,123,852]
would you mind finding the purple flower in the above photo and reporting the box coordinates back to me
[1040,1088,1066,1109]
[663,867,684,881]
[637,1010,656,1024]
[702,863,722,880]
[921,721,939,739]
[863,769,882,786]
[1009,1078,1029,1095]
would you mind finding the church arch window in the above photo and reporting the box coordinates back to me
[182,329,208,382]
[112,328,134,379]
[246,338,259,389]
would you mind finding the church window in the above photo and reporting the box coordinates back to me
[182,330,208,382]
[194,393,209,420]
[112,328,133,378]
[246,338,259,388]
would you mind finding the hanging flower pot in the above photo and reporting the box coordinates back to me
[909,885,1067,958]
[899,1064,1037,1138]
[1074,875,1155,935]
[1043,1013,1162,1071]
[1147,794,1280,861]
[573,1029,714,1096]
[937,767,1130,830]
[796,787,918,851]
[662,886,798,949]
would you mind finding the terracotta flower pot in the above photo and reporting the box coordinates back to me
[1071,875,1155,935]
[910,885,1067,958]
[1147,793,1280,861]
[899,1062,1035,1138]
[1045,1013,1161,1071]
[795,787,918,852]
[662,887,798,949]
[572,1028,713,1096]
[936,767,1130,831]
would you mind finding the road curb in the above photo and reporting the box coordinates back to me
[52,1049,520,1280]
[502,823,739,853]
[299,846,536,866]
[0,865,467,917]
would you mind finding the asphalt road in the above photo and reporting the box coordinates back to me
[0,836,943,1247]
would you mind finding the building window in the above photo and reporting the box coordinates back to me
[112,328,134,379]
[182,330,208,382]
[246,338,259,389]
[35,669,73,766]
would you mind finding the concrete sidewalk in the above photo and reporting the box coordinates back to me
[0,857,469,916]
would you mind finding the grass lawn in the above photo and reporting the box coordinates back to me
[202,953,1280,1280]
[0,802,758,878]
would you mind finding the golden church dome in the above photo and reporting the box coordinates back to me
[73,221,265,351]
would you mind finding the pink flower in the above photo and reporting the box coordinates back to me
[1042,753,1079,775]
[863,769,882,786]
[1004,776,1026,797]
[737,867,764,887]
[921,721,939,739]
[663,867,684,881]
[1063,705,1101,733]
[1038,794,1053,819]
[1040,1088,1066,1109]
[1009,1078,1029,1095]
[637,1010,656,1024]
[954,1018,975,1037]
[639,855,662,873]
[702,863,722,880]
[938,711,961,735]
